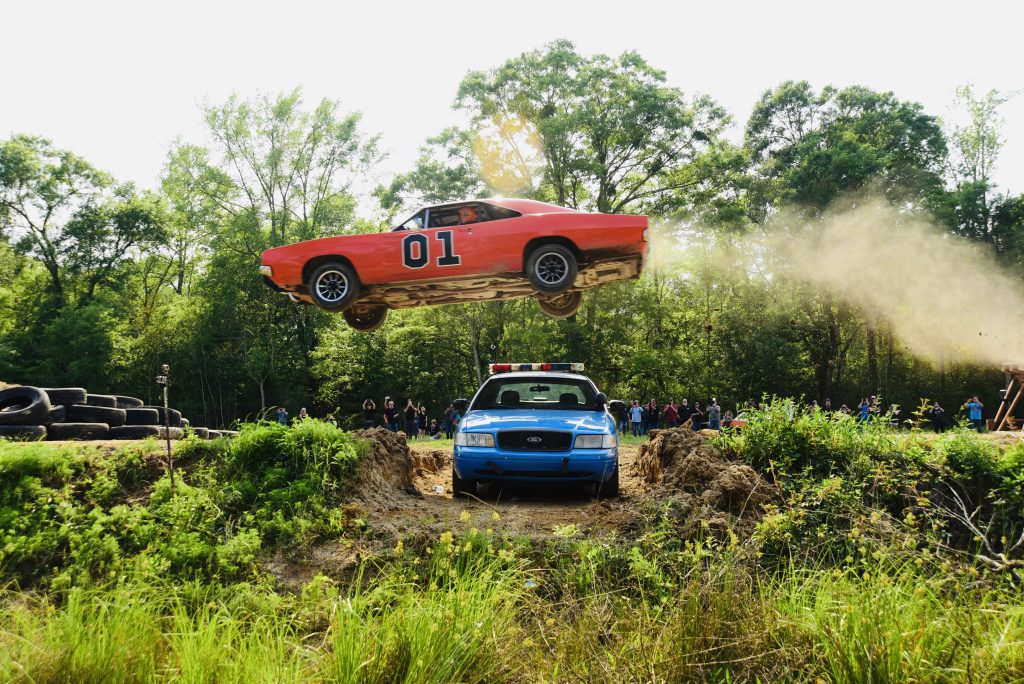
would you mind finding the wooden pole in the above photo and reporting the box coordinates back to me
[992,377,1015,428]
[996,383,1024,432]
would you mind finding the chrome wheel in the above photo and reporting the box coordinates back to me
[535,252,569,286]
[315,270,350,303]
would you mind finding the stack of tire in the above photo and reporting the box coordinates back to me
[0,385,233,441]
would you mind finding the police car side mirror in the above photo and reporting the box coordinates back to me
[453,398,468,412]
[608,399,626,414]
[593,392,608,409]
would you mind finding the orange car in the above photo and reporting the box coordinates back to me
[260,198,648,331]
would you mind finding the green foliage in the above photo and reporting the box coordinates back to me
[0,421,368,588]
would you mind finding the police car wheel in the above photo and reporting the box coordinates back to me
[526,244,577,294]
[452,465,475,497]
[537,291,582,319]
[308,261,360,310]
[597,466,619,499]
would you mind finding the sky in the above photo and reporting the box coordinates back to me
[2,0,1022,198]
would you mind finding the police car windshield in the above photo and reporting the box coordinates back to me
[473,376,598,410]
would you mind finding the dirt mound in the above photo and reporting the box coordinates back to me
[635,428,776,538]
[410,448,448,476]
[350,428,419,507]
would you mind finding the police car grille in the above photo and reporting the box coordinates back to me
[497,430,572,451]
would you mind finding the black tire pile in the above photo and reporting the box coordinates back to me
[0,385,236,441]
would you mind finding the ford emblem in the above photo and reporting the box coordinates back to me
[526,436,542,444]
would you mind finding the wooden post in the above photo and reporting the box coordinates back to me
[993,377,1015,428]
[996,382,1024,432]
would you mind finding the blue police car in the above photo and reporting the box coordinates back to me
[452,363,623,498]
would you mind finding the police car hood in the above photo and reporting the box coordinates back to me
[460,409,612,433]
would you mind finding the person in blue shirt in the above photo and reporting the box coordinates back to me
[629,400,644,437]
[858,399,870,422]
[276,406,288,425]
[964,396,984,431]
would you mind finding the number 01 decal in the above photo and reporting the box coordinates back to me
[402,230,461,269]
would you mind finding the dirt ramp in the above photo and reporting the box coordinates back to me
[351,428,418,506]
[636,428,776,537]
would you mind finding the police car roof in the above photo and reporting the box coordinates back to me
[485,371,591,381]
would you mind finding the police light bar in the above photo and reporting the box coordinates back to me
[489,363,585,374]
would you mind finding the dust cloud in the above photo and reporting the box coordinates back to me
[774,198,1024,366]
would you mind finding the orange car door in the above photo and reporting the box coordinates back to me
[369,223,479,283]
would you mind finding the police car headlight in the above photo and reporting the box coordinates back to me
[455,432,494,447]
[574,433,616,449]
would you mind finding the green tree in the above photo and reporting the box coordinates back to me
[745,81,947,402]
[456,40,730,214]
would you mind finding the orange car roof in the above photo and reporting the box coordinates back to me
[421,198,581,215]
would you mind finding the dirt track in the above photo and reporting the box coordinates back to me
[360,443,649,539]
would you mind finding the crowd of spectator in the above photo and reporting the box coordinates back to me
[273,393,989,436]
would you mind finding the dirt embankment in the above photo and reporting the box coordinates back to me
[634,428,777,538]
[340,427,774,544]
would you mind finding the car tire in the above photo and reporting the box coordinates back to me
[189,427,209,439]
[206,430,223,439]
[343,305,388,332]
[64,405,127,427]
[143,406,182,427]
[109,425,162,440]
[44,405,66,425]
[114,395,145,408]
[0,387,52,426]
[452,465,475,498]
[124,408,161,426]
[537,290,583,319]
[597,465,620,499]
[47,422,109,440]
[158,426,183,440]
[41,387,87,406]
[308,261,360,311]
[0,425,47,440]
[86,394,118,408]
[526,243,577,294]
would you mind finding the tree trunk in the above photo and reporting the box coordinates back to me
[867,321,879,395]
[469,316,482,386]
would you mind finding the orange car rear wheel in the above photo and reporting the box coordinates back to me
[526,243,577,294]
[537,290,582,319]
[343,305,388,332]
[308,261,360,311]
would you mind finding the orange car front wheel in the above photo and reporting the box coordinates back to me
[308,261,360,311]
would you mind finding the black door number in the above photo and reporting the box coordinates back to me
[402,230,462,269]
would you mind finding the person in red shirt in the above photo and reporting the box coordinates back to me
[663,400,679,428]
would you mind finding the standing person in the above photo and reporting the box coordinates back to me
[858,399,871,422]
[428,419,442,440]
[298,407,309,421]
[691,401,705,430]
[708,398,721,431]
[964,396,985,431]
[723,410,734,428]
[888,404,901,429]
[362,399,376,429]
[276,407,289,426]
[618,403,630,433]
[404,400,418,438]
[929,402,945,433]
[384,399,399,433]
[629,400,643,437]
[417,404,428,439]
[677,398,692,429]
[647,399,659,433]
[663,400,679,428]
[443,404,458,439]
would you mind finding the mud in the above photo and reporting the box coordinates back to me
[635,428,776,537]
